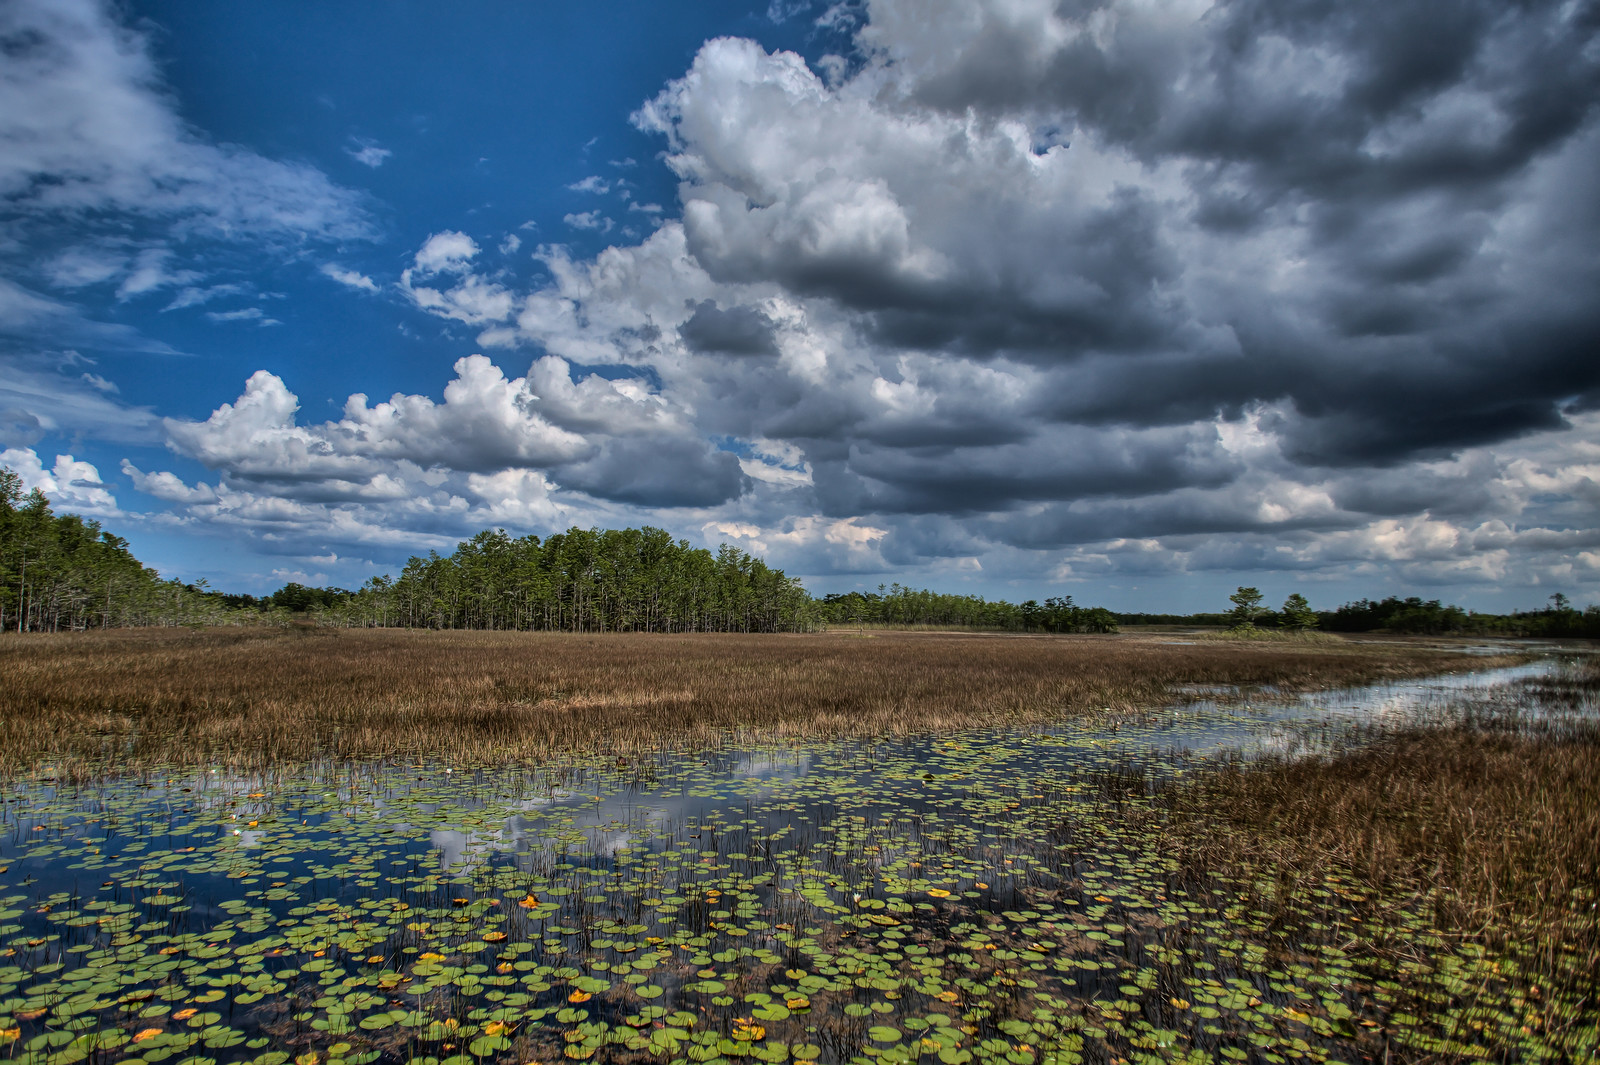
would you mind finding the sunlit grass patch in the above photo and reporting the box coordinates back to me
[0,627,1515,779]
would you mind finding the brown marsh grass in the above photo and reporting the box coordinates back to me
[1166,723,1600,953]
[0,626,1519,778]
[1154,668,1600,1058]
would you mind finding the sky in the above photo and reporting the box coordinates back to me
[2,0,1598,613]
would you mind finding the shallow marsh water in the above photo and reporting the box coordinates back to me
[0,656,1592,1065]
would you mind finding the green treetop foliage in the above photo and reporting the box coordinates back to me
[320,526,813,632]
[1227,586,1267,629]
[1281,592,1318,631]
[265,583,351,613]
[810,586,1118,633]
[0,466,247,631]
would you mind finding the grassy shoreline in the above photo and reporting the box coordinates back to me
[1,626,1525,778]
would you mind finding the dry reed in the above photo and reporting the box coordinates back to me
[1169,723,1599,950]
[1154,670,1600,1059]
[0,627,1517,777]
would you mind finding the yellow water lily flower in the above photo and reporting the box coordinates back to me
[731,1018,765,1041]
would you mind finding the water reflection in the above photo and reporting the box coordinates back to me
[416,657,1564,876]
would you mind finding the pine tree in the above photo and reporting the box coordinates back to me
[1281,592,1318,631]
[1228,586,1266,630]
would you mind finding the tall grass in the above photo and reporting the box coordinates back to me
[1167,723,1599,954]
[0,627,1512,778]
[1153,662,1600,1059]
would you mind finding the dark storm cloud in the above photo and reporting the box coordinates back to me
[1326,458,1503,519]
[874,516,991,565]
[1022,309,1600,469]
[1272,318,1600,466]
[855,411,1032,450]
[1192,1,1600,195]
[1028,349,1274,429]
[1279,399,1569,468]
[759,396,870,442]
[678,300,780,356]
[829,0,1600,474]
[812,426,1241,516]
[683,184,1186,361]
[904,0,1600,199]
[560,436,749,508]
[989,489,1350,550]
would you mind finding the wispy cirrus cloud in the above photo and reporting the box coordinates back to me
[0,0,372,241]
[0,0,375,374]
[346,138,392,168]
[319,265,380,293]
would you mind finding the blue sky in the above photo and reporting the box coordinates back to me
[3,0,1598,613]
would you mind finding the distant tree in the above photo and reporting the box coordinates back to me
[1074,606,1120,633]
[1228,586,1266,629]
[1322,596,1469,635]
[1281,592,1318,631]
[1550,592,1571,612]
[265,582,352,613]
[808,586,1114,633]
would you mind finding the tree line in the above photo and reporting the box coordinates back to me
[268,547,1123,634]
[1119,588,1600,638]
[0,468,244,631]
[0,469,815,633]
[1319,593,1600,638]
[5,463,1593,637]
[313,527,813,632]
[813,586,1119,632]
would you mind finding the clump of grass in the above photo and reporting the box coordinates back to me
[0,627,1520,779]
[1200,626,1344,643]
